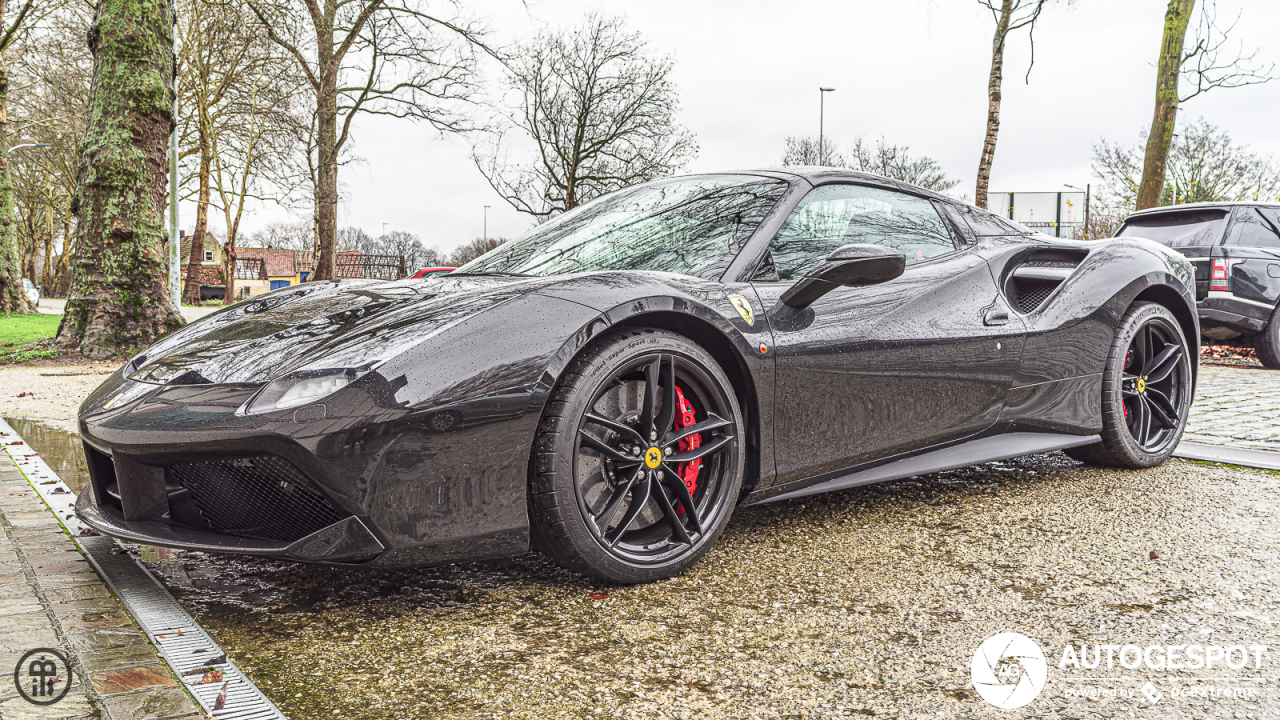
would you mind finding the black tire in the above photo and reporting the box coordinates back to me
[529,328,745,584]
[1066,302,1193,468]
[1254,307,1280,369]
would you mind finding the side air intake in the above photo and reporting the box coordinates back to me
[1005,250,1085,313]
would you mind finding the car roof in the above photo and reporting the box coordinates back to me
[1126,200,1280,218]
[698,167,953,201]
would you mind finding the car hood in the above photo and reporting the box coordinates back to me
[123,276,566,385]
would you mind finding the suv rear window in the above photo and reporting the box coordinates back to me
[1117,210,1228,248]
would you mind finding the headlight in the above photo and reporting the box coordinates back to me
[240,368,364,415]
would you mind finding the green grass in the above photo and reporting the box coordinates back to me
[0,313,62,363]
[0,313,60,345]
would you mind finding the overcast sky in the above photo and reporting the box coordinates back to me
[215,0,1280,255]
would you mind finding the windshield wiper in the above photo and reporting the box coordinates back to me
[445,271,538,278]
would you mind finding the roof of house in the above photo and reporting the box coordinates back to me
[237,247,297,277]
[179,233,222,260]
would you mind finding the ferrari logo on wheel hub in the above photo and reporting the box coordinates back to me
[644,447,663,469]
[1136,378,1146,393]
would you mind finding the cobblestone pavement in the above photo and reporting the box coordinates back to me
[0,457,200,719]
[1185,365,1280,451]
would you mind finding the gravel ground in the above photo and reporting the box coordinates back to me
[139,453,1280,720]
[0,361,116,433]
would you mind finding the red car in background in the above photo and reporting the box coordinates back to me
[410,267,455,279]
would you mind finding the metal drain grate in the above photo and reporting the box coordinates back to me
[0,419,288,720]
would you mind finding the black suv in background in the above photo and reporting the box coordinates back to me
[1117,202,1280,368]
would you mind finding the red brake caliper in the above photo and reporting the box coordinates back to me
[673,386,701,514]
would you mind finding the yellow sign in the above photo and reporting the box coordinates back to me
[644,447,662,469]
[729,295,754,326]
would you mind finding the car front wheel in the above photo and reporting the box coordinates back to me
[1067,301,1193,468]
[529,328,744,584]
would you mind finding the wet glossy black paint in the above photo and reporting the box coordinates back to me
[1117,202,1280,341]
[76,168,1199,569]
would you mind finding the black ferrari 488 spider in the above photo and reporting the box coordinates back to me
[76,168,1197,583]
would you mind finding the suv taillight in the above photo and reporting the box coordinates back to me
[1210,258,1230,291]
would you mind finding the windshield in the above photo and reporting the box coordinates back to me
[1117,210,1228,248]
[459,175,788,279]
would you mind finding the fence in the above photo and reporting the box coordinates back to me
[988,191,1088,239]
[234,258,266,280]
[336,253,407,280]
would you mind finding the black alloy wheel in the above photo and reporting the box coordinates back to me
[1119,319,1188,452]
[1067,302,1193,468]
[530,329,744,583]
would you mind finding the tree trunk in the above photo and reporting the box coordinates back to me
[0,62,35,313]
[58,0,185,358]
[1135,0,1196,211]
[975,0,1013,211]
[223,212,240,303]
[183,140,211,304]
[312,80,338,281]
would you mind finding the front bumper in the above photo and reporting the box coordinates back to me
[76,488,385,562]
[75,369,537,569]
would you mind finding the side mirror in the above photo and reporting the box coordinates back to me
[779,244,906,309]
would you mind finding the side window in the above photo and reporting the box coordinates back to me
[952,203,1031,236]
[766,184,956,281]
[1228,208,1280,250]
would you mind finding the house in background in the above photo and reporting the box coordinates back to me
[229,248,365,299]
[178,232,226,301]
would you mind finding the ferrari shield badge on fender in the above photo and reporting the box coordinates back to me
[728,295,754,326]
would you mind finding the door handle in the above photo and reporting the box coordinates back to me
[984,308,1010,326]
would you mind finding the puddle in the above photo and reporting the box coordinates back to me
[3,417,89,492]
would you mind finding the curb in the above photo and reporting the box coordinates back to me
[0,418,288,719]
[1173,441,1280,471]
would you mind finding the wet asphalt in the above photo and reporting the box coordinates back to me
[133,452,1280,719]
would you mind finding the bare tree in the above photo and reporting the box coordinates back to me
[848,137,959,193]
[243,220,312,249]
[1095,118,1280,219]
[1135,0,1273,210]
[243,0,486,282]
[57,0,185,356]
[781,135,958,192]
[447,236,503,266]
[0,0,44,312]
[474,12,697,219]
[8,3,93,298]
[781,136,845,167]
[974,0,1048,210]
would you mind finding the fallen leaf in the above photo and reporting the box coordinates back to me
[588,593,610,601]
[1150,550,1160,560]
[200,670,223,685]
[214,681,229,710]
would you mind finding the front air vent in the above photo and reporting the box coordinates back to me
[168,455,346,542]
[1005,249,1086,313]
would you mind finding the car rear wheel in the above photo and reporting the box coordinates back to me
[529,328,744,583]
[1253,307,1280,369]
[1066,302,1193,468]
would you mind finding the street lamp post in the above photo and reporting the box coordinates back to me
[1065,183,1091,239]
[818,88,835,165]
[483,205,490,242]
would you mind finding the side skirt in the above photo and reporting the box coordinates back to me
[746,432,1100,506]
